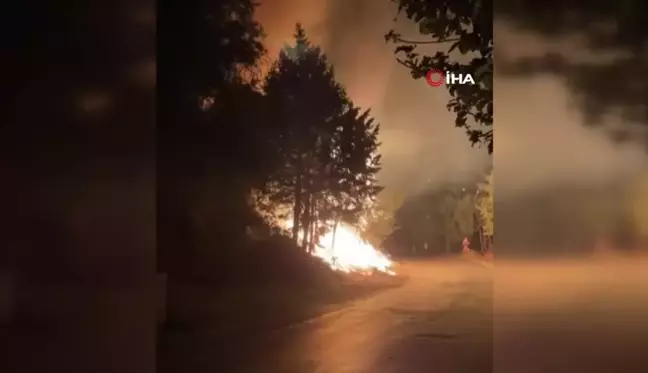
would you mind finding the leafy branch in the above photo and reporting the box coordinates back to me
[385,0,493,153]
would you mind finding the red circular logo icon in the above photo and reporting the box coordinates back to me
[426,69,445,87]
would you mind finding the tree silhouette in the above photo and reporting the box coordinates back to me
[363,191,405,248]
[476,170,494,252]
[263,24,348,246]
[385,0,493,153]
[158,0,267,280]
[328,107,383,231]
[262,24,383,251]
[386,184,477,256]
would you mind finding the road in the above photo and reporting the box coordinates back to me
[5,258,646,372]
[162,257,648,373]
[213,259,494,373]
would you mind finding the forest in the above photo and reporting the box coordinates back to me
[156,0,497,288]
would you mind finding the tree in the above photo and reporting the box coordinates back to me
[327,107,383,249]
[263,24,348,246]
[363,190,406,248]
[158,0,268,279]
[385,0,493,152]
[454,192,476,242]
[476,170,493,252]
[389,193,440,255]
[439,188,475,253]
[386,185,476,256]
[262,24,383,251]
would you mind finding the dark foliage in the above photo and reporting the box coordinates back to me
[158,0,270,280]
[159,14,383,281]
[261,24,383,251]
[385,0,493,153]
[384,184,479,257]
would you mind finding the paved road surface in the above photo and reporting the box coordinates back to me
[163,258,648,373]
[8,258,647,372]
[213,259,494,373]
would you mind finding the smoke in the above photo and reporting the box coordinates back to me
[495,22,648,253]
[256,0,490,194]
[496,76,647,197]
[496,22,647,197]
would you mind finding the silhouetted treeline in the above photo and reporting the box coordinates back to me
[158,0,267,281]
[383,182,484,257]
[158,3,383,283]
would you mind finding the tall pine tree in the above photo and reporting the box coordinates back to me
[326,107,383,248]
[263,24,348,246]
[262,24,383,250]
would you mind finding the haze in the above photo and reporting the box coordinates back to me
[496,22,647,198]
[257,0,490,194]
[257,1,648,253]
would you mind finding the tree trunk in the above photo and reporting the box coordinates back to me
[292,174,302,243]
[301,191,312,251]
[308,196,317,253]
[308,213,316,253]
[478,226,485,254]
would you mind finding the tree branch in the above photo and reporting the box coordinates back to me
[395,58,410,69]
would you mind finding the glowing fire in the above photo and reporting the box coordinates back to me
[313,224,394,274]
[280,217,395,275]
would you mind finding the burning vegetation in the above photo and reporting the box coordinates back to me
[278,218,394,275]
[314,224,394,274]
